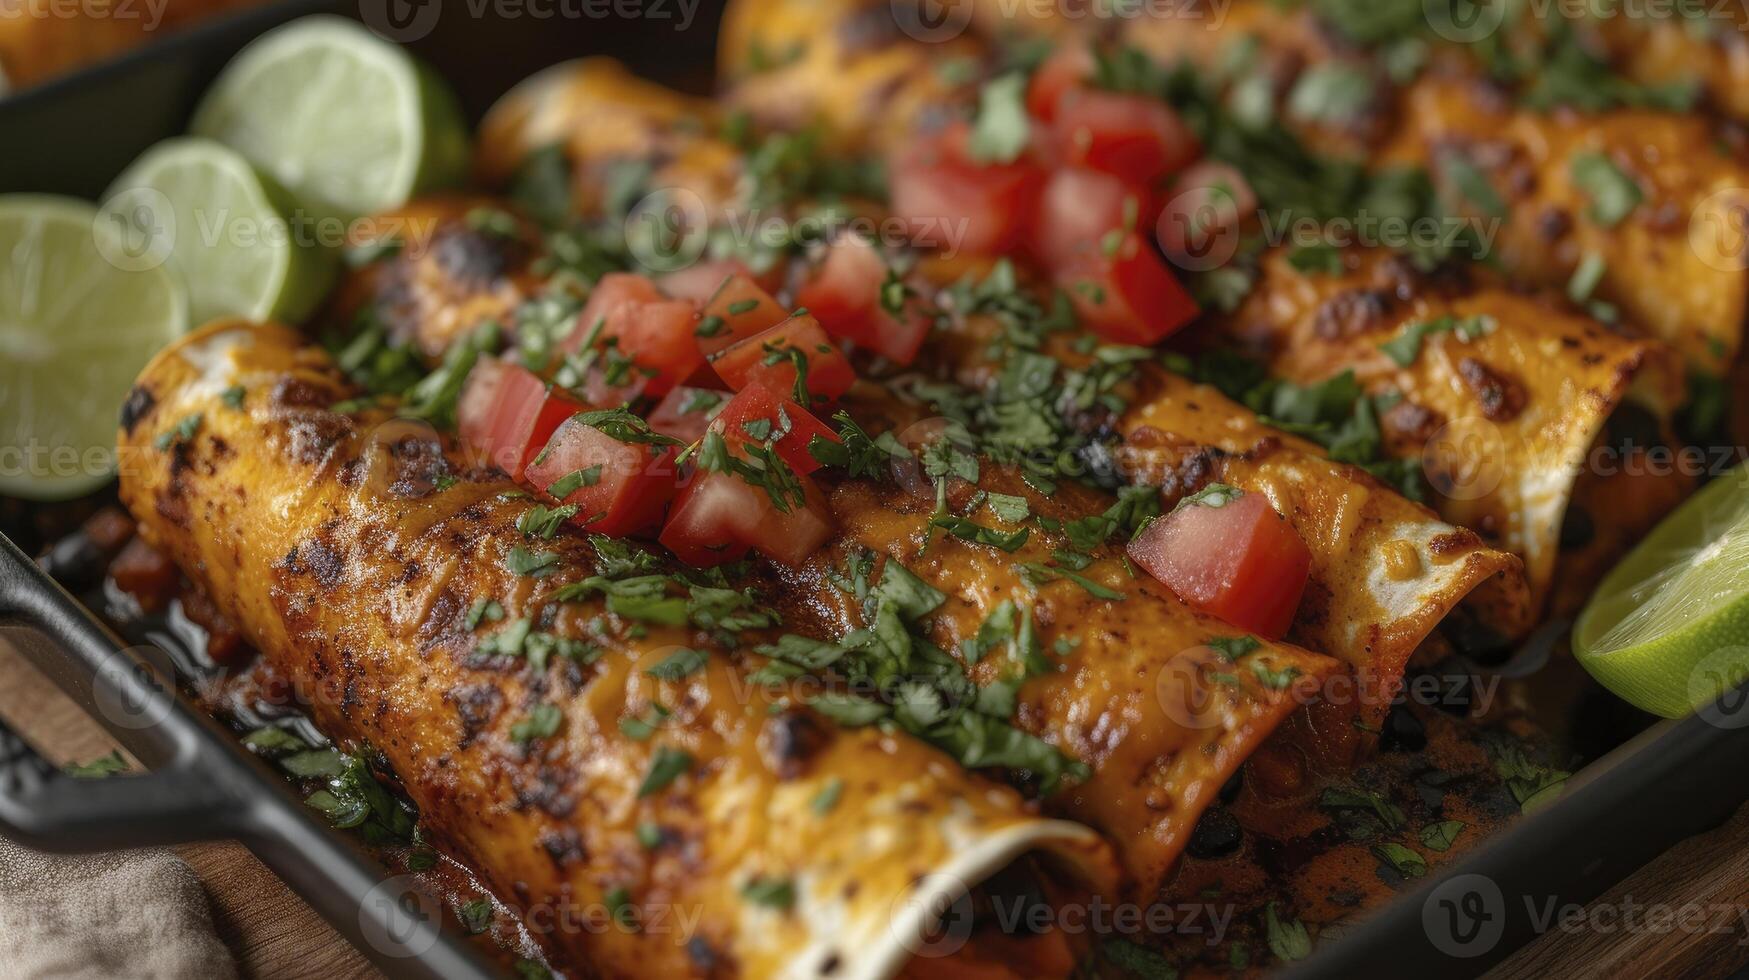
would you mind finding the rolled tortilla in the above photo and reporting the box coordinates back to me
[1379,72,1749,375]
[116,319,1122,978]
[1206,246,1689,616]
[475,57,745,217]
[717,0,981,150]
[772,466,1344,889]
[1120,1,1749,374]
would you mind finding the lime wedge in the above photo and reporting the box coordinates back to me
[1575,463,1749,718]
[0,195,188,500]
[189,15,468,224]
[101,138,337,326]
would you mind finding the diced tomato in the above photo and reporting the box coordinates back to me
[1155,161,1257,269]
[1127,489,1311,640]
[709,382,839,475]
[458,357,585,480]
[568,273,662,343]
[562,273,703,395]
[709,313,857,404]
[889,122,1047,257]
[1052,89,1199,188]
[601,299,704,396]
[657,259,753,303]
[1057,231,1199,345]
[795,237,884,336]
[744,474,835,566]
[794,236,933,365]
[524,416,678,538]
[1031,168,1144,273]
[696,274,790,356]
[659,468,835,568]
[1027,45,1093,123]
[574,364,649,409]
[659,471,757,567]
[648,386,728,443]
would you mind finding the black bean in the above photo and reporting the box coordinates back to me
[1185,806,1243,859]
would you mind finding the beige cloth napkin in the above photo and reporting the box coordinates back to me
[0,834,237,980]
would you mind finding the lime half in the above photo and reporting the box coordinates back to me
[1575,463,1749,718]
[102,138,337,326]
[190,15,468,224]
[0,195,188,500]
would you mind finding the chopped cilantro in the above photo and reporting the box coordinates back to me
[154,412,203,451]
[546,466,602,498]
[811,777,844,815]
[1420,819,1465,852]
[637,746,693,797]
[1372,841,1428,879]
[644,647,708,680]
[1570,152,1641,228]
[740,876,796,910]
[1264,902,1312,962]
[516,503,579,539]
[504,547,561,578]
[618,703,670,741]
[458,897,493,935]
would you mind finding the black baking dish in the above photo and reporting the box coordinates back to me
[2,4,1748,978]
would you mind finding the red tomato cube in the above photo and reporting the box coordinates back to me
[657,259,753,303]
[710,381,840,475]
[708,313,857,404]
[568,273,662,344]
[1058,231,1199,346]
[648,386,728,443]
[1031,167,1144,273]
[563,273,703,395]
[889,122,1046,257]
[794,236,933,366]
[659,471,759,567]
[1052,89,1199,188]
[1126,488,1312,640]
[1027,45,1093,123]
[659,469,834,568]
[696,274,790,355]
[457,356,585,480]
[524,416,678,538]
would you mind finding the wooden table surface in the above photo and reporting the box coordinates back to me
[1,638,1744,979]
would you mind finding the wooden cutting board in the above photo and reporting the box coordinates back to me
[0,637,1743,979]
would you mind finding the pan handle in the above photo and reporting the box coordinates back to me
[0,710,238,852]
[0,533,245,851]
